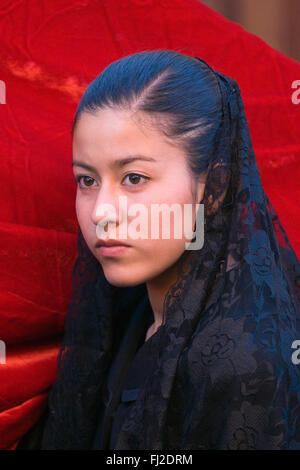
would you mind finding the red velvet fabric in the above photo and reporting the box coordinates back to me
[0,0,299,450]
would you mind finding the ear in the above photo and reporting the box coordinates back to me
[195,177,206,204]
[197,182,205,204]
[190,177,206,236]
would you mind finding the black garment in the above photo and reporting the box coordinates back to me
[16,295,156,451]
[41,57,300,450]
[16,405,49,450]
[92,295,162,450]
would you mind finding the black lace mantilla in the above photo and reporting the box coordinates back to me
[41,58,300,450]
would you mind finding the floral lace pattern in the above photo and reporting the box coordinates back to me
[41,60,300,450]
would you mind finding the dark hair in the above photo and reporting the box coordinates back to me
[72,49,222,179]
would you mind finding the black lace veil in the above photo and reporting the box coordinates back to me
[41,57,300,449]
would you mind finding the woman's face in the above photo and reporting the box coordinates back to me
[72,108,205,287]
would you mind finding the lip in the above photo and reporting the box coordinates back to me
[95,239,131,257]
[95,239,130,248]
[96,245,131,257]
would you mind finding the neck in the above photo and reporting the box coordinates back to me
[146,260,180,328]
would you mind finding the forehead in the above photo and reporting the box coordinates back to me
[72,108,186,167]
[74,108,160,147]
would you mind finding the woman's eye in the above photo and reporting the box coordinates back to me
[74,175,96,188]
[74,173,149,189]
[123,173,149,187]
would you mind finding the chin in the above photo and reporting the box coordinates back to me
[102,272,143,288]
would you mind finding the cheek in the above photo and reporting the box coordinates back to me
[75,196,95,246]
[99,237,186,287]
[133,237,187,275]
[76,209,87,236]
[145,238,188,283]
[76,194,91,226]
[75,193,82,220]
[145,195,197,241]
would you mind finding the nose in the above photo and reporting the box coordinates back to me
[91,181,120,230]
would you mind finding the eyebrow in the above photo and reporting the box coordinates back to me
[72,155,157,171]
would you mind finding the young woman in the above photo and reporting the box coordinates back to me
[32,50,300,449]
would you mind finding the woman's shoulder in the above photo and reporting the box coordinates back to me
[180,312,300,386]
